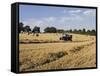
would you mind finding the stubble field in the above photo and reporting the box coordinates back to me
[19,33,96,72]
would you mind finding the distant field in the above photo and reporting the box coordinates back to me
[19,33,96,72]
[19,33,95,43]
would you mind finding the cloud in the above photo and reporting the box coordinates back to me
[62,9,82,17]
[69,10,81,13]
[60,15,82,23]
[23,19,45,29]
[22,9,95,32]
[43,17,56,22]
[23,15,83,31]
[63,9,81,14]
[23,18,56,32]
[83,10,96,16]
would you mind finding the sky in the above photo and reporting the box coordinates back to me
[19,4,96,32]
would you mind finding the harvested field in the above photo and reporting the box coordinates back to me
[19,33,96,72]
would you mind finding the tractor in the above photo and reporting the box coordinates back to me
[60,34,72,41]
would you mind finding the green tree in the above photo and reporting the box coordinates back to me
[19,22,24,33]
[44,27,57,33]
[73,29,77,33]
[78,29,82,33]
[91,29,96,33]
[69,29,72,32]
[24,25,31,32]
[32,26,40,33]
[87,30,90,33]
[83,28,86,33]
[57,29,64,33]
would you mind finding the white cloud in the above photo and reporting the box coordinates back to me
[23,19,45,29]
[63,9,81,14]
[69,10,81,13]
[60,15,82,23]
[22,9,95,32]
[83,10,96,16]
[23,18,56,32]
[23,15,83,30]
[65,9,82,17]
[43,17,56,22]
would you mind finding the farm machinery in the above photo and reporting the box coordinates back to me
[60,34,72,41]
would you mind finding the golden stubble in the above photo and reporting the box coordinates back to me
[19,33,96,72]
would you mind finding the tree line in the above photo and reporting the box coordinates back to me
[66,28,96,35]
[44,27,96,35]
[19,22,40,33]
[19,22,96,35]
